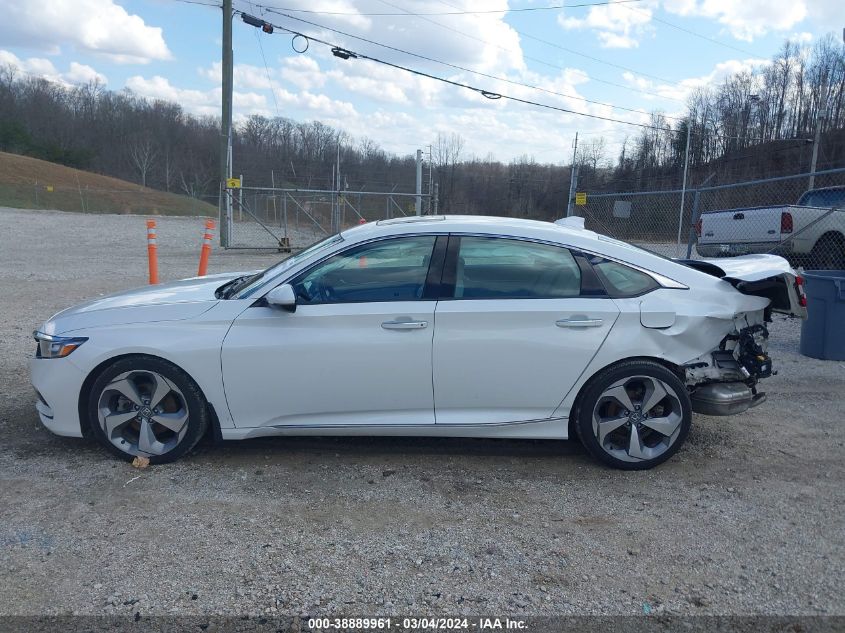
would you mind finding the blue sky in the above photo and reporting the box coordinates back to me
[1,0,839,163]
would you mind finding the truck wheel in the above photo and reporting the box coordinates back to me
[809,234,845,270]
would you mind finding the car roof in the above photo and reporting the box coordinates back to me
[343,214,597,246]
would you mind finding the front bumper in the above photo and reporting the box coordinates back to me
[30,357,87,437]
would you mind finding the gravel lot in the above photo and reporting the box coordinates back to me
[1,207,844,619]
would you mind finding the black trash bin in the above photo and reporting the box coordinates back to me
[800,270,845,361]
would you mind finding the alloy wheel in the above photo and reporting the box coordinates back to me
[96,370,190,456]
[591,375,684,463]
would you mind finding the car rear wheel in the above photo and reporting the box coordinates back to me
[87,356,209,464]
[575,360,691,470]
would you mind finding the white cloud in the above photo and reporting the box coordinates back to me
[561,0,831,46]
[0,50,107,85]
[680,0,807,42]
[623,57,770,104]
[559,1,656,49]
[126,75,268,117]
[788,31,814,44]
[278,0,524,74]
[1,0,170,64]
[65,62,107,84]
[280,56,326,91]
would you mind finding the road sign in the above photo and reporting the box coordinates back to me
[226,177,241,189]
[575,192,587,206]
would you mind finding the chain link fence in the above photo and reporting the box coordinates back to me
[573,167,845,269]
[224,188,433,250]
[0,181,218,216]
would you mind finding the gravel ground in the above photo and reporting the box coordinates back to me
[1,207,843,618]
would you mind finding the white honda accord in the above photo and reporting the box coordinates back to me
[31,215,807,469]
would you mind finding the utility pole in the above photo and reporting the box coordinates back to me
[566,132,578,217]
[809,74,829,190]
[427,145,433,214]
[415,149,423,216]
[219,0,233,247]
[334,144,342,232]
[676,119,692,257]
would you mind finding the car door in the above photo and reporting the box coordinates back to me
[432,235,620,425]
[221,234,445,428]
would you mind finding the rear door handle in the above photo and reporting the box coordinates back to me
[556,318,603,328]
[382,320,428,330]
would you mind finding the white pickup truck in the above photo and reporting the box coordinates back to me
[695,186,845,269]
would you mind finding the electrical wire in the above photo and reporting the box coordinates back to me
[247,0,281,117]
[261,6,685,103]
[620,4,758,57]
[427,0,682,87]
[253,6,680,120]
[171,0,222,6]
[246,11,676,132]
[252,0,646,16]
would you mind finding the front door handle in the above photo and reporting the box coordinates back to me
[556,318,603,328]
[382,320,428,330]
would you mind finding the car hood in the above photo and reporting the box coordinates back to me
[40,271,257,335]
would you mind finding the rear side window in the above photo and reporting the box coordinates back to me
[591,258,658,297]
[798,189,845,208]
[453,237,581,299]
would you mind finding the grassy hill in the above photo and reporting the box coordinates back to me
[0,151,217,216]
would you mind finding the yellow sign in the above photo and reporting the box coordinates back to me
[575,192,587,206]
[46,185,54,192]
[226,177,241,189]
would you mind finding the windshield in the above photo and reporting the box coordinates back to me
[229,233,343,299]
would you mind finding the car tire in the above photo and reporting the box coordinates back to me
[574,360,692,470]
[808,233,845,270]
[87,355,209,464]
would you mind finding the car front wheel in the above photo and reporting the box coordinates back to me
[575,360,692,470]
[87,356,209,464]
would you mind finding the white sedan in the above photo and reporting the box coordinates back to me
[31,215,807,469]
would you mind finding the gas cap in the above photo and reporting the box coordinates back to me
[640,296,676,328]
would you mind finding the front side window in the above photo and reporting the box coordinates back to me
[291,235,437,304]
[453,237,582,299]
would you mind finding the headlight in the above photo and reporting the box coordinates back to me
[33,331,88,359]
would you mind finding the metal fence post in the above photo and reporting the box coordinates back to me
[685,189,701,259]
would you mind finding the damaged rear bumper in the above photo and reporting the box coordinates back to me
[691,382,767,416]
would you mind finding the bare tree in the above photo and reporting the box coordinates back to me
[128,137,157,188]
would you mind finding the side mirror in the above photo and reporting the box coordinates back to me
[266,284,297,311]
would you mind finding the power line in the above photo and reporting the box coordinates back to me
[253,0,646,16]
[243,12,677,133]
[261,6,685,103]
[374,0,686,100]
[172,0,222,6]
[428,0,682,87]
[250,12,779,142]
[247,0,281,116]
[249,6,680,120]
[621,4,757,57]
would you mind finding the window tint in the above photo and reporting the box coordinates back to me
[592,259,658,297]
[291,236,436,304]
[453,237,581,299]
